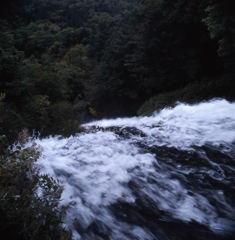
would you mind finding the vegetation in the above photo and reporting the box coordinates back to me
[0,0,140,139]
[90,0,235,116]
[138,74,235,115]
[0,129,71,239]
[0,0,235,238]
[1,0,235,128]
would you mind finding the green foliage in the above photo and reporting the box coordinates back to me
[86,0,235,116]
[45,101,81,137]
[1,0,235,126]
[0,20,15,53]
[138,74,235,116]
[0,130,71,240]
[0,53,32,104]
[56,45,89,103]
[0,48,31,140]
[29,66,68,103]
[202,0,235,68]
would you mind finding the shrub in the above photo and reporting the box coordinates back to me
[0,130,71,240]
[138,75,235,116]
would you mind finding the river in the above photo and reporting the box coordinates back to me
[35,99,235,240]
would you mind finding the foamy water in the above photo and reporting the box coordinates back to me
[35,99,235,239]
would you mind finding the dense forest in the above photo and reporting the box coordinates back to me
[1,0,235,139]
[0,0,140,140]
[0,0,235,238]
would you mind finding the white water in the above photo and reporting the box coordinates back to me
[35,99,235,239]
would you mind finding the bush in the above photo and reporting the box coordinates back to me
[0,129,71,240]
[138,75,235,116]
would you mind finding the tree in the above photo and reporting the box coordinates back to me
[0,130,71,239]
[202,0,235,69]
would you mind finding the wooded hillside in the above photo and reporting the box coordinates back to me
[1,0,235,139]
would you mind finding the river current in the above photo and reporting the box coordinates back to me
[35,99,235,240]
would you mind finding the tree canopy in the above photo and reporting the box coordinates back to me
[0,0,235,133]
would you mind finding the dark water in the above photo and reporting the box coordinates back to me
[36,99,235,239]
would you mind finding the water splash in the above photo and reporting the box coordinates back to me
[35,99,235,239]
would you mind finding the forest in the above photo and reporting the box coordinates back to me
[0,0,235,239]
[1,0,235,139]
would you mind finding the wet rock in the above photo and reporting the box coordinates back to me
[119,127,146,138]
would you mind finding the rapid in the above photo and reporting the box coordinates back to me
[35,99,235,240]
